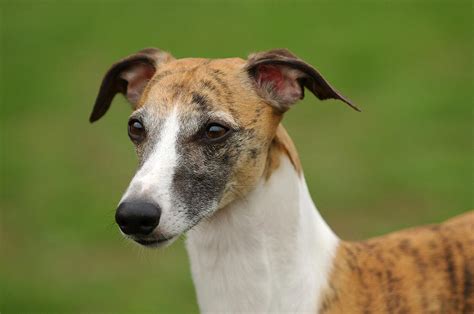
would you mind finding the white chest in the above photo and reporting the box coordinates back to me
[186,157,339,313]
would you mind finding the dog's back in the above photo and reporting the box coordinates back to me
[321,211,474,313]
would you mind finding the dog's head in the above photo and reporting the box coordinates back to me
[91,48,357,247]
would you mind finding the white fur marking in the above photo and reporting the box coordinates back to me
[121,107,182,236]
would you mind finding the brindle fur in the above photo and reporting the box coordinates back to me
[320,212,474,314]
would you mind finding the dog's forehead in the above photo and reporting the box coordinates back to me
[136,57,269,124]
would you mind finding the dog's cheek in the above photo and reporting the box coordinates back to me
[232,130,269,185]
[211,132,267,209]
[171,141,236,221]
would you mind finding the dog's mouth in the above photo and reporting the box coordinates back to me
[132,235,177,248]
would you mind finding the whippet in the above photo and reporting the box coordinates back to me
[90,48,473,313]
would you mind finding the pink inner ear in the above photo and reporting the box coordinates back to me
[125,63,155,90]
[255,64,303,106]
[121,63,156,104]
[256,65,285,91]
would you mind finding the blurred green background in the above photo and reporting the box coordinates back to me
[1,0,472,312]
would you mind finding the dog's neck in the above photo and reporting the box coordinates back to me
[186,150,339,312]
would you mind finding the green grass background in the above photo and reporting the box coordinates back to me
[1,1,472,312]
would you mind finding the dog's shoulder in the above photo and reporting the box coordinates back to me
[320,211,474,314]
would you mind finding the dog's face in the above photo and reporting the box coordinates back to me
[91,48,356,247]
[118,58,281,246]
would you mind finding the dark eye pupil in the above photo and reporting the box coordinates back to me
[206,124,228,139]
[128,119,145,142]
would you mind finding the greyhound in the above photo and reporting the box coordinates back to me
[90,48,473,313]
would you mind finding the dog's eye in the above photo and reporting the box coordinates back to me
[205,123,229,141]
[128,119,146,143]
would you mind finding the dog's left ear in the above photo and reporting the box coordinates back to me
[246,49,359,112]
[90,48,174,122]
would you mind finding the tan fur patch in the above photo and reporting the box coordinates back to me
[320,211,474,314]
[264,124,302,179]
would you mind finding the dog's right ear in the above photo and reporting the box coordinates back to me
[90,48,174,122]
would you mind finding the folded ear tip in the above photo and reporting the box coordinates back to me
[89,111,101,123]
[345,101,361,112]
[334,93,361,112]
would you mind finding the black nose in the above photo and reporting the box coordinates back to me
[115,201,161,236]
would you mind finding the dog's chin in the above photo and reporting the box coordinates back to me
[126,218,205,249]
[131,235,178,248]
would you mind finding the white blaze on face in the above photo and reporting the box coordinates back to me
[120,107,180,231]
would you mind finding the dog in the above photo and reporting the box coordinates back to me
[90,48,473,313]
